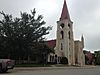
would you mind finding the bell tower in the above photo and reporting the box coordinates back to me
[55,0,75,65]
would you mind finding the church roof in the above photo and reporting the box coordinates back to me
[46,40,56,49]
[60,0,70,21]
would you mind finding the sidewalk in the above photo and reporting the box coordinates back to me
[14,65,96,71]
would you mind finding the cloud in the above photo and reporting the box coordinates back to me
[0,0,38,17]
[70,0,100,50]
[0,0,100,51]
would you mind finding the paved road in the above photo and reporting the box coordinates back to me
[1,67,100,75]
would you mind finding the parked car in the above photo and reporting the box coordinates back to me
[0,59,15,73]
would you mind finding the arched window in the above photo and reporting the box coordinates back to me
[50,55,52,62]
[68,31,71,39]
[68,24,70,28]
[60,23,64,29]
[61,43,63,50]
[60,31,64,39]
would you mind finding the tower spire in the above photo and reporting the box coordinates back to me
[81,35,84,48]
[60,0,70,21]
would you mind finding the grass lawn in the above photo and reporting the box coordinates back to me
[15,64,51,67]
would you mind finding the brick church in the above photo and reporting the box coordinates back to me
[47,0,85,66]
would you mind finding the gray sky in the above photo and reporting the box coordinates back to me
[0,0,100,52]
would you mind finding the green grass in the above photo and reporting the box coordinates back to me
[15,64,51,67]
[54,64,69,67]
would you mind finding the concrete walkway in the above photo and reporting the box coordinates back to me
[14,65,97,71]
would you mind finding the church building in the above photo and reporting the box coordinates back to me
[47,0,85,66]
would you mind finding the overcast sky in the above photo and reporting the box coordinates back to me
[0,0,100,52]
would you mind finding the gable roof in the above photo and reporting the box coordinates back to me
[46,40,56,49]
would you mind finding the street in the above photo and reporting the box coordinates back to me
[1,67,100,75]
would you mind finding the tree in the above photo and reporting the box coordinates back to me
[95,51,100,65]
[31,42,54,63]
[0,9,52,61]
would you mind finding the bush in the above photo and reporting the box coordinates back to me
[60,57,68,64]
